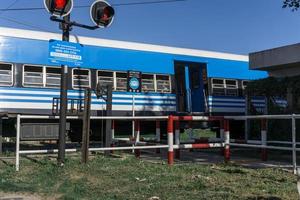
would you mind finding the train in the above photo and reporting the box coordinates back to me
[0,27,269,140]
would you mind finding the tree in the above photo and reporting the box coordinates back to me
[283,0,300,11]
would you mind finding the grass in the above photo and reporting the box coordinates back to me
[0,154,298,200]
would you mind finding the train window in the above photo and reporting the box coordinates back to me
[156,75,171,93]
[0,63,13,86]
[225,79,238,96]
[45,67,60,88]
[23,65,44,87]
[116,72,127,91]
[212,78,225,88]
[142,74,155,92]
[72,69,90,89]
[97,70,114,87]
[211,78,225,95]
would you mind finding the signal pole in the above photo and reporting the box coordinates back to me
[45,0,115,165]
[58,14,70,165]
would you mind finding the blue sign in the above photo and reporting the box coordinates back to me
[129,77,140,90]
[48,40,84,67]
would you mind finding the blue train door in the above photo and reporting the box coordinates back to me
[174,62,207,114]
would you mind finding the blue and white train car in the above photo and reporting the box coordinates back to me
[0,27,267,118]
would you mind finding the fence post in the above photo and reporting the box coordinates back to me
[135,120,141,158]
[168,115,174,165]
[175,120,180,159]
[110,120,115,154]
[292,115,297,175]
[224,119,230,162]
[156,121,161,153]
[16,114,21,172]
[261,118,267,161]
[220,120,224,156]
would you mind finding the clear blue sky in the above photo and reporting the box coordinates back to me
[0,0,299,55]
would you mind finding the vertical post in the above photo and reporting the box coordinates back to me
[261,118,267,161]
[175,120,180,159]
[110,120,115,154]
[220,120,224,155]
[58,15,70,166]
[132,94,135,153]
[156,121,161,153]
[292,115,297,175]
[135,120,141,158]
[224,119,230,162]
[245,94,250,141]
[81,89,91,164]
[16,114,20,172]
[111,120,115,141]
[167,115,174,165]
[105,84,113,155]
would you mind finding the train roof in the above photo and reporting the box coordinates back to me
[0,27,248,62]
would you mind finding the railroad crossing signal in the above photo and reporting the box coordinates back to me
[44,0,73,18]
[90,0,115,28]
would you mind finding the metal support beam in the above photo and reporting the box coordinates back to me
[58,14,70,166]
[105,84,113,155]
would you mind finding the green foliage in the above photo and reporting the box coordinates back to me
[283,0,300,11]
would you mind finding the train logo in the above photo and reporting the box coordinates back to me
[129,77,140,91]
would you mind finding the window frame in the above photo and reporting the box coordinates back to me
[115,71,128,91]
[96,69,115,90]
[0,62,14,87]
[155,74,171,93]
[141,73,155,92]
[45,66,61,88]
[22,64,44,88]
[211,78,226,96]
[211,78,225,89]
[225,79,238,89]
[72,68,91,89]
[22,64,62,88]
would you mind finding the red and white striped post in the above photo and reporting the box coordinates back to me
[175,120,180,159]
[168,115,174,165]
[155,121,161,153]
[224,119,230,162]
[110,120,115,154]
[261,118,267,161]
[135,120,141,158]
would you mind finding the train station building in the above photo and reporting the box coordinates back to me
[249,43,300,77]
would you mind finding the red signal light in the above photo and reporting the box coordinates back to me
[90,0,115,28]
[44,0,73,18]
[54,0,67,10]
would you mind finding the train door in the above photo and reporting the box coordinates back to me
[174,61,207,113]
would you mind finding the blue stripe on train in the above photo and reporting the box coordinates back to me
[0,87,176,97]
[0,93,177,102]
[0,99,176,106]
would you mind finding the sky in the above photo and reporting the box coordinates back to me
[0,0,300,55]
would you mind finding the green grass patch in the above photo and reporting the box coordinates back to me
[0,155,298,200]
